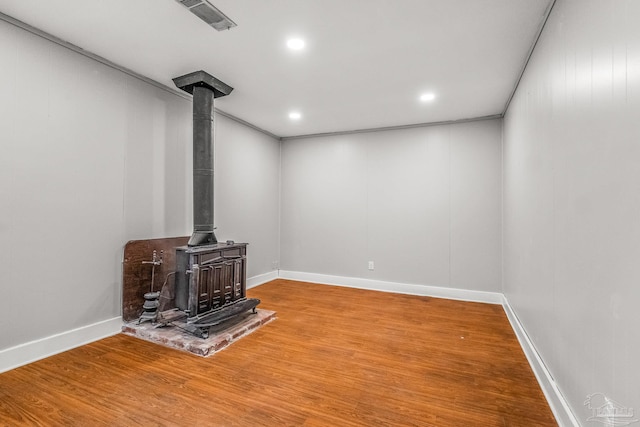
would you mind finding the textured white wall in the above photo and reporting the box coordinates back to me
[122,82,192,240]
[214,116,281,278]
[0,19,280,352]
[281,120,502,292]
[503,0,640,420]
[0,21,128,351]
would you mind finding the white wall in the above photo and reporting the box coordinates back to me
[281,119,502,292]
[214,116,280,278]
[122,81,191,240]
[503,0,640,421]
[0,18,280,354]
[0,20,128,352]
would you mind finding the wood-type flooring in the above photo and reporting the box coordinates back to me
[0,279,557,426]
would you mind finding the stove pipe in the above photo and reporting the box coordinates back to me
[173,71,233,246]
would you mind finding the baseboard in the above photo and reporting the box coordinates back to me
[247,270,279,289]
[277,270,503,304]
[502,297,580,427]
[0,317,122,374]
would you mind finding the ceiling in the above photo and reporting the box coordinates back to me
[0,0,552,138]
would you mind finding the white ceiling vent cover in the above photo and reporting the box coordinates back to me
[176,0,237,31]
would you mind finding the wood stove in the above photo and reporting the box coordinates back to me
[166,70,259,338]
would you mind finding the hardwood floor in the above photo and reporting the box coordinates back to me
[0,280,557,426]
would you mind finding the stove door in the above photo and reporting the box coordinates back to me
[194,263,226,314]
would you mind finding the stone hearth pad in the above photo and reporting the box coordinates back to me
[122,309,276,357]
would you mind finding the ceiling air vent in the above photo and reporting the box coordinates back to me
[176,0,237,31]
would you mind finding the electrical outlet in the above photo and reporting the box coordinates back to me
[272,261,279,270]
[368,261,374,271]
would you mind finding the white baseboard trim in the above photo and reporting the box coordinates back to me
[502,297,579,427]
[247,270,279,289]
[0,316,122,374]
[278,270,503,304]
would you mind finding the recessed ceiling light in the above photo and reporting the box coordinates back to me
[286,38,305,50]
[420,92,436,102]
[289,111,302,120]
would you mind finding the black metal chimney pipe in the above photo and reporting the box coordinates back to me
[173,71,233,246]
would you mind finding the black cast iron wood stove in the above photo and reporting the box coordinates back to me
[170,71,259,338]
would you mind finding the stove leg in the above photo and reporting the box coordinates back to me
[183,324,208,339]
